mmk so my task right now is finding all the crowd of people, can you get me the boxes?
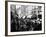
[11,11,42,32]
